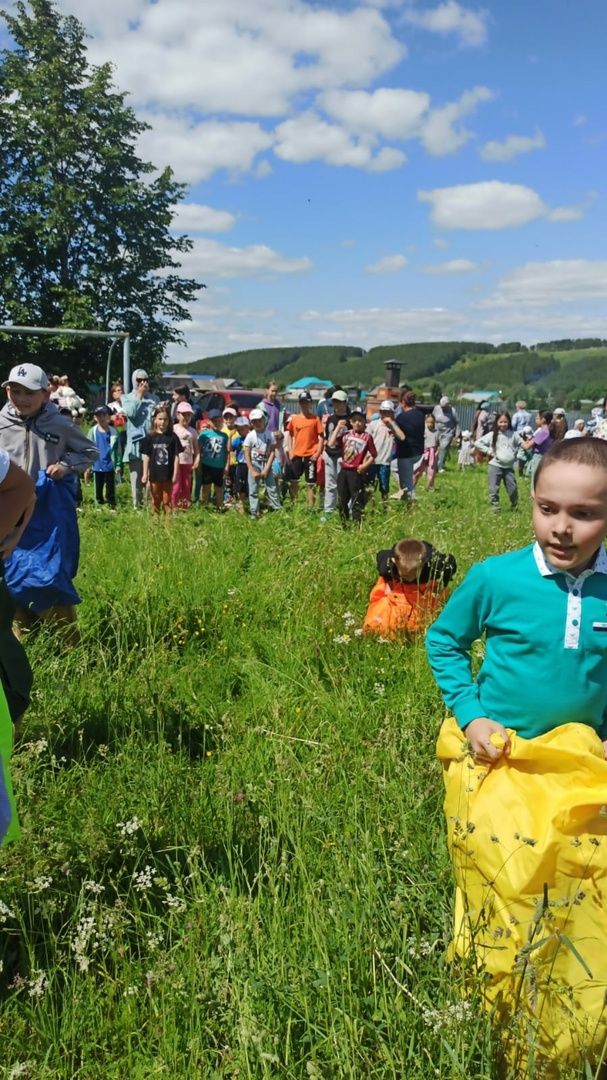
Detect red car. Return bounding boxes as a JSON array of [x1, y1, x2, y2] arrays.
[[194, 387, 265, 419]]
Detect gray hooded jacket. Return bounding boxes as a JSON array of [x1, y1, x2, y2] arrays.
[[0, 400, 98, 477]]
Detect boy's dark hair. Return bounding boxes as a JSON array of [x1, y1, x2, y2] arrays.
[[535, 436, 607, 486], [175, 385, 190, 398], [401, 390, 416, 407]]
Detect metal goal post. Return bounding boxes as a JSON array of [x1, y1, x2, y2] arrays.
[[0, 325, 131, 401]]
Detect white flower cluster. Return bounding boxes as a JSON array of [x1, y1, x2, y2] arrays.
[[342, 611, 356, 628], [406, 937, 436, 959], [0, 899, 16, 924], [373, 682, 386, 696], [421, 1000, 473, 1031], [70, 904, 121, 973], [117, 817, 142, 838], [133, 865, 154, 893], [27, 875, 53, 893], [82, 880, 105, 896], [332, 634, 351, 645], [163, 893, 186, 914], [27, 970, 48, 999]]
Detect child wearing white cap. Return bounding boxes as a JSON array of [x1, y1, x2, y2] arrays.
[[244, 410, 281, 519], [0, 364, 98, 642], [366, 399, 400, 502]]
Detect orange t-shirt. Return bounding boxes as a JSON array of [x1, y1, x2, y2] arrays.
[[287, 414, 323, 458]]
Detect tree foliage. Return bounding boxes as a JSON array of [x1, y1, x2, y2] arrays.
[[0, 0, 202, 384]]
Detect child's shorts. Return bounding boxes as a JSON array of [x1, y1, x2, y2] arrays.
[[201, 465, 225, 487], [286, 456, 316, 485]]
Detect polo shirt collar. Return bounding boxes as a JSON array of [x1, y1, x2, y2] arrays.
[[532, 540, 607, 580]]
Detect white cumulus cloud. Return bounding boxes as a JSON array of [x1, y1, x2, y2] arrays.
[[418, 180, 548, 229], [366, 254, 409, 274], [320, 87, 430, 140], [404, 1, 489, 47], [423, 259, 479, 273], [274, 112, 404, 170], [420, 86, 494, 156], [74, 0, 403, 116], [480, 129, 546, 162], [179, 238, 312, 279], [172, 203, 237, 234], [480, 260, 607, 307], [138, 115, 274, 184]]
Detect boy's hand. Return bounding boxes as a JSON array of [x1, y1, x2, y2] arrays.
[[602, 738, 607, 760], [465, 717, 511, 765], [46, 463, 68, 480]]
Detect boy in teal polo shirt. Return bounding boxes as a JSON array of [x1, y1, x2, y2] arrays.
[[427, 437, 607, 1069], [427, 437, 607, 760]]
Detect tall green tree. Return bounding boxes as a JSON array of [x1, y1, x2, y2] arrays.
[[0, 0, 202, 385]]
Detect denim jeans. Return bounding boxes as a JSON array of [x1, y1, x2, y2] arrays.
[[248, 471, 282, 516]]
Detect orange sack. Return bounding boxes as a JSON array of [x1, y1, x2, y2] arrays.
[[362, 577, 449, 638]]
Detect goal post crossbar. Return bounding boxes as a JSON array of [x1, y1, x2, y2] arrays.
[[0, 324, 131, 400]]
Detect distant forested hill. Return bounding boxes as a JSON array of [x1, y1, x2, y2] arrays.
[[169, 341, 494, 388], [168, 339, 607, 405]]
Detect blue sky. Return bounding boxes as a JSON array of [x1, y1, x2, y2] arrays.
[[11, 0, 607, 360]]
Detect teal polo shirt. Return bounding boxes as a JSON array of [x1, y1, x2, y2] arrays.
[[426, 542, 607, 739]]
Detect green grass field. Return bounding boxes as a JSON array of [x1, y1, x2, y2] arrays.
[[0, 470, 592, 1079]]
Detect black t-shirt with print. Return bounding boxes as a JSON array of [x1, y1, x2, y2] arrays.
[[325, 411, 351, 458], [140, 433, 181, 482]]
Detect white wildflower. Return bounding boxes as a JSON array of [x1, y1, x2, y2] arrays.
[[353, 628, 363, 637], [132, 865, 154, 893], [82, 880, 105, 895], [422, 1000, 472, 1030], [117, 817, 142, 837], [8, 1064, 33, 1079], [163, 893, 186, 914], [146, 930, 163, 951], [124, 985, 138, 997], [0, 899, 16, 923], [332, 634, 351, 645], [27, 875, 53, 893], [373, 682, 385, 696], [27, 970, 48, 999]]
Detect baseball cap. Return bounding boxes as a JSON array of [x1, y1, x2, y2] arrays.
[[3, 363, 49, 391], [379, 400, 395, 412], [439, 395, 450, 406], [235, 416, 249, 427], [223, 406, 237, 417], [94, 405, 110, 416], [298, 391, 312, 402], [176, 401, 194, 414], [249, 408, 265, 421], [350, 408, 366, 419], [553, 407, 566, 417], [332, 389, 348, 402], [207, 408, 222, 420]]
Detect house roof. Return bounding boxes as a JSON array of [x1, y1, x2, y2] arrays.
[[286, 376, 333, 390]]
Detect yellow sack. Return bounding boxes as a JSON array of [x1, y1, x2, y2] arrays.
[[437, 717, 607, 1075]]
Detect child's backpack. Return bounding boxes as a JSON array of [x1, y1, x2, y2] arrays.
[[362, 577, 448, 639]]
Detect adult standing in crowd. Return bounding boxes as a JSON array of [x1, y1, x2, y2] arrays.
[[394, 390, 424, 501], [511, 400, 531, 433], [170, 384, 201, 427], [432, 395, 460, 472], [121, 369, 159, 510], [259, 382, 287, 433]]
